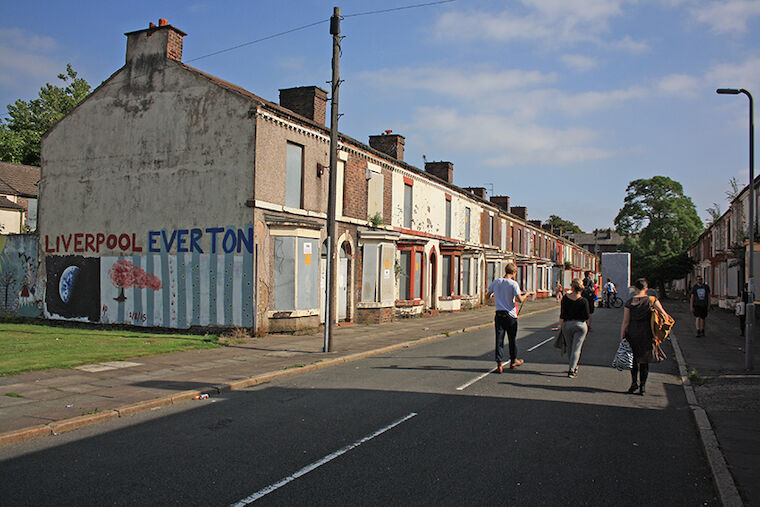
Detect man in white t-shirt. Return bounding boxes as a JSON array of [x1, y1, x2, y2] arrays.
[[487, 262, 533, 373]]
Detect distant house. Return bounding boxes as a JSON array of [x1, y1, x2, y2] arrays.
[[565, 229, 625, 257], [0, 162, 39, 233]]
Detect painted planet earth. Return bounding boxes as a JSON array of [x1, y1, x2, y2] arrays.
[[59, 265, 80, 304]]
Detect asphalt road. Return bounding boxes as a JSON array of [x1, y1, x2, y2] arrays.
[[0, 308, 718, 506]]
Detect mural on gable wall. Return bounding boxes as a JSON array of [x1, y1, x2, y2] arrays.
[[0, 234, 42, 317], [100, 252, 254, 328], [45, 255, 101, 322]]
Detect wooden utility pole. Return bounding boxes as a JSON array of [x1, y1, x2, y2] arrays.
[[324, 6, 341, 353]]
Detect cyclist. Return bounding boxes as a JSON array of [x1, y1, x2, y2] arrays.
[[605, 278, 617, 308]]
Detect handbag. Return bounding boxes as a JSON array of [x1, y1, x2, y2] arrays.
[[612, 339, 633, 370], [553, 327, 567, 355], [736, 301, 746, 316]]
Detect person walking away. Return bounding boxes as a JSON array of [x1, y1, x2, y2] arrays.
[[555, 282, 563, 302], [582, 271, 596, 328], [487, 262, 533, 373], [605, 278, 617, 308], [620, 278, 671, 395], [559, 278, 590, 378], [690, 276, 710, 337], [737, 283, 749, 337]]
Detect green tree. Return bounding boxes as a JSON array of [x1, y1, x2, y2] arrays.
[[544, 214, 583, 234], [614, 176, 702, 297], [0, 64, 90, 166]]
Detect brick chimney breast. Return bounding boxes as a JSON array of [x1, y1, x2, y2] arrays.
[[368, 132, 405, 161], [125, 21, 186, 64], [279, 86, 328, 126], [464, 187, 487, 200], [424, 161, 453, 184], [510, 206, 527, 220], [489, 195, 510, 211]]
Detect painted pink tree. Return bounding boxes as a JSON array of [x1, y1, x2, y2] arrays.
[[108, 260, 162, 302]]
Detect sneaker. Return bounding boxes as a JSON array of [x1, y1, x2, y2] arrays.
[[568, 369, 577, 378], [510, 359, 524, 368]]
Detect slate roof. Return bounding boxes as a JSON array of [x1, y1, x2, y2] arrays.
[[0, 195, 25, 211], [0, 162, 39, 197]]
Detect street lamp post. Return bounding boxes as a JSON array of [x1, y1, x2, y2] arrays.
[[717, 88, 754, 370]]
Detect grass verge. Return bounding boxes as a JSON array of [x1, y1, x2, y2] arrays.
[[0, 322, 220, 376]]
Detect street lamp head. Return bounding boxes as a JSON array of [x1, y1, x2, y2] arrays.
[[717, 88, 741, 95]]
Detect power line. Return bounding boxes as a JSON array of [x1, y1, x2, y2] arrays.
[[187, 0, 458, 63], [343, 0, 458, 18]]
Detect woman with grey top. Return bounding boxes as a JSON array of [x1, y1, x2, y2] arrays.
[[559, 278, 591, 378]]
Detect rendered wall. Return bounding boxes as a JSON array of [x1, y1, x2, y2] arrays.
[[39, 61, 258, 327]]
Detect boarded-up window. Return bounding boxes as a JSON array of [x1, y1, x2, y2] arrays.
[[367, 164, 383, 220], [285, 143, 303, 208], [273, 236, 319, 310], [403, 183, 413, 228], [465, 207, 471, 242], [445, 199, 452, 238]]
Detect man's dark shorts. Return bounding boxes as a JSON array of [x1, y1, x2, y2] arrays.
[[693, 305, 708, 319]]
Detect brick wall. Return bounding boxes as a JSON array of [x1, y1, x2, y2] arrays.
[[167, 29, 183, 61], [356, 307, 394, 324], [382, 168, 392, 225], [342, 155, 368, 220]]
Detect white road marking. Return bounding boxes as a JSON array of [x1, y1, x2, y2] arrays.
[[457, 333, 555, 391], [456, 360, 511, 391], [527, 336, 555, 352], [232, 412, 418, 505]]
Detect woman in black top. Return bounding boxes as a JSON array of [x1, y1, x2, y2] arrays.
[[559, 278, 590, 378]]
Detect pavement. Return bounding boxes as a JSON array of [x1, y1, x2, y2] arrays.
[[1, 296, 759, 505]]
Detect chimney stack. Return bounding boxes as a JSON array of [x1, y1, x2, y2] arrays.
[[529, 220, 542, 228], [125, 19, 186, 64], [464, 187, 487, 200], [368, 131, 405, 161], [511, 206, 527, 220], [489, 195, 510, 211], [424, 161, 453, 184], [279, 86, 328, 126]]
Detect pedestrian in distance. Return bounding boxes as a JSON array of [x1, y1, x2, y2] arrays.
[[690, 276, 710, 337], [604, 278, 617, 308], [555, 282, 563, 302], [620, 278, 671, 395], [487, 262, 533, 373], [736, 283, 749, 337], [559, 278, 590, 378], [582, 270, 596, 329]]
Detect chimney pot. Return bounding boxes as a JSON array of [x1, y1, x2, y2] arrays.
[[149, 22, 156, 28], [158, 18, 168, 26]]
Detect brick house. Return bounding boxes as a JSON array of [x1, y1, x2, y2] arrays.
[[0, 162, 39, 233]]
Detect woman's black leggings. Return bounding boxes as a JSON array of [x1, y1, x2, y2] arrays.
[[631, 354, 649, 386]]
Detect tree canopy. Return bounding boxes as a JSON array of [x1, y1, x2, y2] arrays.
[[0, 64, 90, 166], [544, 214, 583, 234], [614, 176, 703, 295]]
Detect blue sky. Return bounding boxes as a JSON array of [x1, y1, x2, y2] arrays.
[[2, 0, 759, 232]]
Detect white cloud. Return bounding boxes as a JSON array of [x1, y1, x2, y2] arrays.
[[608, 35, 650, 53], [657, 73, 701, 96], [0, 28, 61, 89], [409, 107, 610, 167], [0, 28, 57, 52], [706, 56, 760, 90], [358, 67, 557, 99], [560, 54, 599, 71], [549, 86, 648, 115], [433, 1, 645, 50], [692, 0, 760, 35]]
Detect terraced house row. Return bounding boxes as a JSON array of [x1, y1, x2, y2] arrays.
[[11, 20, 598, 333], [687, 175, 760, 310]]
